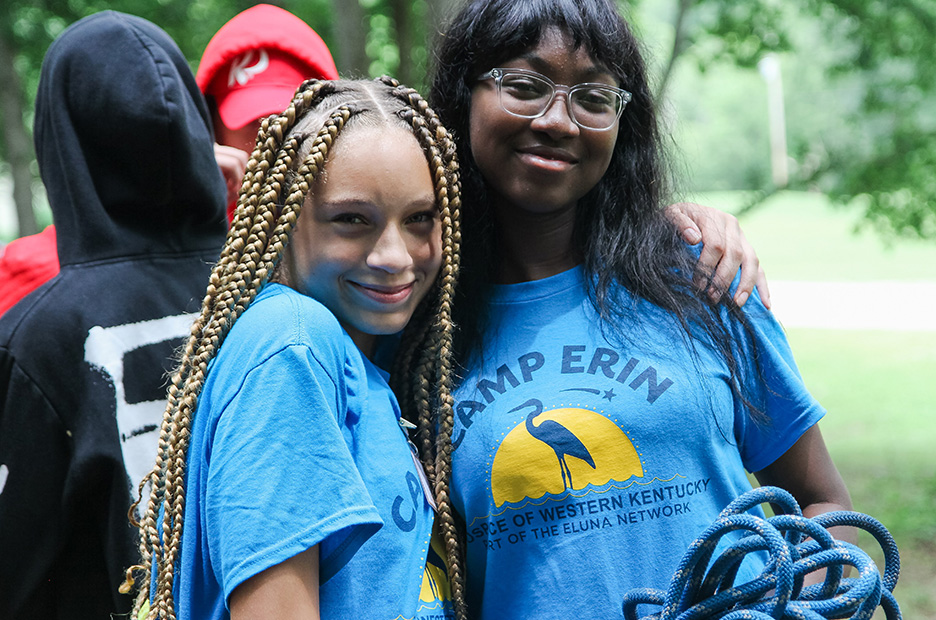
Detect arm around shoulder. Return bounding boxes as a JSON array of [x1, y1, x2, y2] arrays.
[[665, 201, 771, 308]]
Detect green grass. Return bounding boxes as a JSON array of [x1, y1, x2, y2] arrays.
[[786, 329, 936, 619], [788, 330, 936, 462], [690, 190, 936, 281], [696, 191, 936, 618]]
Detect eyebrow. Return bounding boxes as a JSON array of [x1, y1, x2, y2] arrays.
[[318, 196, 438, 211]]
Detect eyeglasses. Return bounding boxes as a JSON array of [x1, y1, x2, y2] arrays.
[[477, 68, 632, 131]]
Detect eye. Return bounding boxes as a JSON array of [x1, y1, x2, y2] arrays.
[[501, 75, 550, 100], [406, 209, 438, 226], [332, 213, 367, 225], [572, 87, 618, 113]]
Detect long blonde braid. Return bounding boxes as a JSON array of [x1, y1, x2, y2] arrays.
[[382, 77, 468, 620], [126, 80, 348, 619]]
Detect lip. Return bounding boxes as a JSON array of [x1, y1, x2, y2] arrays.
[[516, 145, 578, 173], [349, 280, 416, 305]]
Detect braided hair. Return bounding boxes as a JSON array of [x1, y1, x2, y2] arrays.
[[124, 77, 466, 620]]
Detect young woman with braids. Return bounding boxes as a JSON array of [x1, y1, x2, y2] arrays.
[[426, 0, 853, 618], [126, 77, 461, 620]]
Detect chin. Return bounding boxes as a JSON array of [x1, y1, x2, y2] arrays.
[[363, 316, 411, 336]]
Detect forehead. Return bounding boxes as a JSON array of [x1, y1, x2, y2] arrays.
[[311, 124, 435, 202], [326, 125, 421, 169], [505, 26, 615, 82]]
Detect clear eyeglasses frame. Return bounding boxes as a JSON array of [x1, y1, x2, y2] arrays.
[[477, 67, 632, 131]]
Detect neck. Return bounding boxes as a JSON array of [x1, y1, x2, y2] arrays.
[[345, 326, 376, 359], [492, 199, 581, 284]]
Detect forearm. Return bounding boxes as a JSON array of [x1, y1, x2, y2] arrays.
[[754, 424, 855, 584]]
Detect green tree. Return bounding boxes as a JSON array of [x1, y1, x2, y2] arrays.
[[650, 0, 936, 239], [0, 28, 36, 237], [803, 0, 936, 239], [0, 0, 247, 239], [0, 0, 337, 239]]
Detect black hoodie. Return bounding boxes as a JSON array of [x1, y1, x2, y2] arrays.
[[0, 12, 226, 618]]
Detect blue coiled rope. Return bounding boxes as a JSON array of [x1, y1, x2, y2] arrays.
[[622, 486, 901, 620]]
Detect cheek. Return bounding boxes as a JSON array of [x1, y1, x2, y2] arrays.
[[468, 92, 506, 162], [588, 133, 618, 182], [428, 237, 444, 278], [292, 232, 348, 285], [598, 130, 618, 165], [217, 121, 262, 154], [468, 105, 486, 164], [410, 227, 444, 277]]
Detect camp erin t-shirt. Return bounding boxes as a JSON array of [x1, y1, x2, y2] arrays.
[[451, 267, 823, 619]]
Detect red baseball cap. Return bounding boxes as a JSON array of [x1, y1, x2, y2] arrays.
[[196, 4, 338, 130]]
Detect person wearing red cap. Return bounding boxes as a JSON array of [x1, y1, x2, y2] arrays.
[[0, 6, 337, 318], [0, 226, 59, 316], [196, 4, 339, 221]]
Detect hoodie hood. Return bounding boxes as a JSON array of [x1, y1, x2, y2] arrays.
[[34, 11, 227, 266]]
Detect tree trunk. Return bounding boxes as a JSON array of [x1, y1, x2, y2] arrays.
[[332, 0, 369, 78], [0, 31, 37, 238], [390, 0, 413, 86], [656, 0, 696, 105]]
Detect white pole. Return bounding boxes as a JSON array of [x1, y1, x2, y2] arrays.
[[757, 54, 789, 187]]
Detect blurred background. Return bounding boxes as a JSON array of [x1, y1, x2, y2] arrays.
[[0, 0, 933, 616]]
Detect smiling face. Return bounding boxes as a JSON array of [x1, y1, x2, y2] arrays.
[[468, 26, 619, 218], [290, 125, 442, 355]]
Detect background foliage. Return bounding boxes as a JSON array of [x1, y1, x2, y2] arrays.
[[1, 0, 934, 241]]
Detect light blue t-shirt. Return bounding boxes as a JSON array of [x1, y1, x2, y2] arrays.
[[451, 266, 823, 619], [176, 283, 453, 619]]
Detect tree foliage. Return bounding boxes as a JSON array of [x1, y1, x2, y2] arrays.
[[655, 0, 936, 239], [805, 0, 936, 239]]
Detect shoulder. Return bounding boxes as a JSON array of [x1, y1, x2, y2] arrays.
[[0, 276, 75, 375], [201, 284, 366, 429], [723, 285, 785, 351], [250, 282, 333, 315], [221, 283, 351, 374], [237, 283, 342, 338]]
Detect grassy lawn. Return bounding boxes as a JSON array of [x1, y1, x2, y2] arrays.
[[691, 190, 936, 282], [696, 191, 936, 618], [787, 329, 936, 618]]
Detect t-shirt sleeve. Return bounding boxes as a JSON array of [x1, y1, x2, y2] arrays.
[[205, 343, 382, 603], [730, 289, 826, 473]]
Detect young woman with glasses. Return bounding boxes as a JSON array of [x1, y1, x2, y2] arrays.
[[424, 1, 853, 618]]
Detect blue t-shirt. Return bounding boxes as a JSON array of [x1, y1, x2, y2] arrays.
[[176, 284, 453, 619], [451, 266, 823, 619]]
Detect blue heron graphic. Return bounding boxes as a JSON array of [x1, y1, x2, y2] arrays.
[[511, 398, 596, 491]]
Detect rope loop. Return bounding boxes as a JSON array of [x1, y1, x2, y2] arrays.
[[622, 486, 901, 620]]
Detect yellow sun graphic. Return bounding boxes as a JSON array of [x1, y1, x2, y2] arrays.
[[419, 524, 451, 603], [491, 403, 643, 507]]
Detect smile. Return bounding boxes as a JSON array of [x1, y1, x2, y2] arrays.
[[516, 147, 577, 173], [349, 281, 416, 305]]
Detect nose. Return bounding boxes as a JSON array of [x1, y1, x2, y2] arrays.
[[530, 91, 579, 138], [367, 225, 414, 273]]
